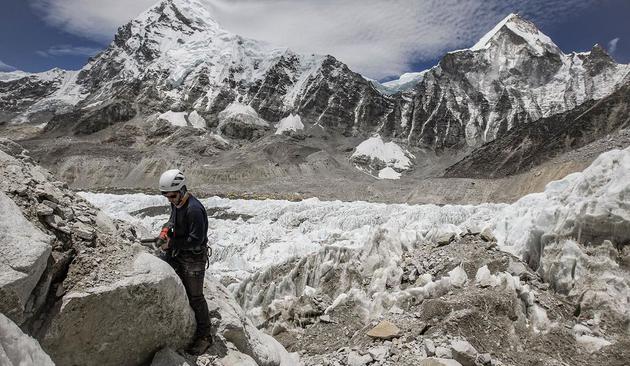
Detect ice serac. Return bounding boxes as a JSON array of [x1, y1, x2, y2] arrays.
[[206, 277, 299, 366], [493, 147, 630, 326]]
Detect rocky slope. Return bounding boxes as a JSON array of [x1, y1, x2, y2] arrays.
[[0, 139, 297, 366]]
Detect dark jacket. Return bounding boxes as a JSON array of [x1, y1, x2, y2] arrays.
[[167, 194, 209, 251]]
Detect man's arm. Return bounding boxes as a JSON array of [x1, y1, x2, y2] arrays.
[[171, 207, 207, 249]]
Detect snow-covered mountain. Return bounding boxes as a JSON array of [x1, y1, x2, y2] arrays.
[[384, 13, 630, 149], [2, 4, 629, 153], [0, 68, 83, 125], [39, 0, 386, 138]]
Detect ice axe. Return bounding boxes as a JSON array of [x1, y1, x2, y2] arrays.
[[139, 237, 167, 255]]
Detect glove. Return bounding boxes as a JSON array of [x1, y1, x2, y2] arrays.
[[159, 226, 170, 240], [158, 227, 171, 251]]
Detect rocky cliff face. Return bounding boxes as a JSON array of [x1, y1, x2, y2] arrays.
[[443, 80, 630, 178], [2, 3, 628, 154]]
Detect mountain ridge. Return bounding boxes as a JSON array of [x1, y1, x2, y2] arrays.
[[1, 1, 630, 199]]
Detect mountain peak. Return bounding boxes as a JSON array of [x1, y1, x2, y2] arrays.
[[471, 13, 559, 55], [138, 0, 220, 31]]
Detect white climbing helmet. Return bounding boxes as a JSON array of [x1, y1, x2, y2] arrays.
[[159, 169, 186, 192]]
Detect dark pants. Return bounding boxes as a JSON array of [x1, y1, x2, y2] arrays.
[[159, 248, 211, 338]]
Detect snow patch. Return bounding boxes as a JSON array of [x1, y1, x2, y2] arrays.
[[378, 167, 401, 180], [218, 102, 269, 127], [158, 111, 188, 127], [379, 71, 428, 94], [188, 110, 206, 129], [471, 13, 558, 55], [352, 136, 414, 179], [275, 114, 304, 135]]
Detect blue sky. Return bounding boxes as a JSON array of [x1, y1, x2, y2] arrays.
[[0, 0, 628, 81]]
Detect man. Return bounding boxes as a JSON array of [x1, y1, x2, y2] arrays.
[[157, 169, 212, 355]]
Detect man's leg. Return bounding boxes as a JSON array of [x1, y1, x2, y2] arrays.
[[180, 269, 211, 338]]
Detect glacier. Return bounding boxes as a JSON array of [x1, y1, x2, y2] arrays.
[[80, 146, 630, 342]]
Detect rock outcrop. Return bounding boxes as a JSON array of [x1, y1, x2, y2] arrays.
[[0, 190, 52, 324]]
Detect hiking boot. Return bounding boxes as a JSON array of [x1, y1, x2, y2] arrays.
[[186, 335, 212, 355]]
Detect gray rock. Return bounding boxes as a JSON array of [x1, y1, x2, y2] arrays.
[[424, 339, 436, 356], [450, 340, 478, 366], [480, 228, 496, 242], [368, 345, 390, 361], [34, 182, 64, 204], [435, 346, 452, 359], [58, 206, 74, 221], [41, 253, 196, 366], [320, 314, 333, 323], [76, 215, 93, 224], [507, 259, 528, 276], [151, 348, 191, 366], [36, 203, 54, 216], [94, 210, 117, 235], [476, 353, 492, 365], [366, 320, 401, 340], [0, 192, 53, 324], [347, 351, 373, 366], [41, 200, 57, 210], [72, 222, 95, 241]]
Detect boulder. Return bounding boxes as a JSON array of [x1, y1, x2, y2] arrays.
[[41, 253, 196, 366], [205, 277, 299, 366], [217, 343, 259, 366], [480, 228, 496, 242], [420, 358, 463, 366], [366, 320, 401, 340], [0, 191, 53, 324], [347, 351, 373, 366], [368, 345, 390, 361], [0, 313, 55, 366], [424, 339, 436, 356], [450, 340, 478, 366], [151, 348, 191, 366]]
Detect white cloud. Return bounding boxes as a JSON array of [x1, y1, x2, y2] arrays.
[[29, 0, 157, 43], [608, 37, 620, 54], [36, 45, 103, 58], [30, 0, 598, 78], [0, 60, 17, 72]]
